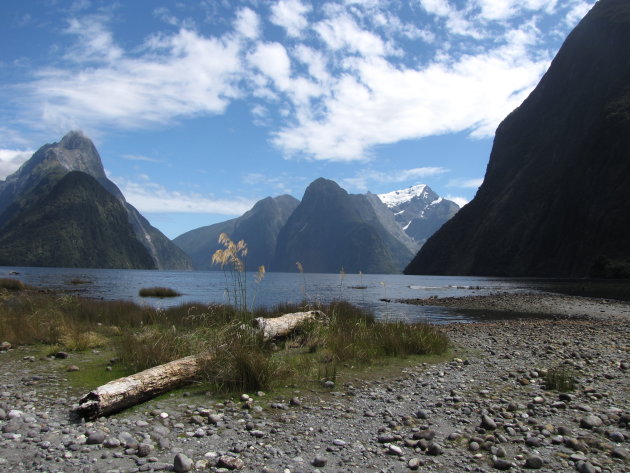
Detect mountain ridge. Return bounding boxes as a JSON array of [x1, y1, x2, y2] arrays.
[[405, 0, 630, 277], [0, 131, 191, 270]]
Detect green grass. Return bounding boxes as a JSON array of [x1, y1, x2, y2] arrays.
[[139, 287, 182, 298], [0, 278, 27, 291], [0, 290, 450, 395], [544, 365, 576, 392]]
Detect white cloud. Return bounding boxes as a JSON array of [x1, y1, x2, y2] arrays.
[[315, 14, 388, 56], [564, 1, 595, 26], [445, 194, 469, 207], [0, 149, 33, 179], [235, 7, 260, 40], [274, 43, 549, 160], [116, 177, 255, 214], [23, 25, 243, 132], [448, 177, 484, 188], [270, 0, 312, 37], [343, 167, 448, 191], [248, 42, 292, 91], [64, 16, 123, 63], [243, 172, 303, 194], [121, 154, 162, 163], [474, 0, 558, 21]]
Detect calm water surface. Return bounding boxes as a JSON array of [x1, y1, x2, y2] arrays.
[[3, 266, 624, 323]]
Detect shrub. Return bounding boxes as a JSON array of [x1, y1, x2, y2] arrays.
[[0, 278, 26, 291], [544, 365, 576, 392], [139, 287, 181, 298]]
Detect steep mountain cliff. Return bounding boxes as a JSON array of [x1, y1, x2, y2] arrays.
[[0, 172, 156, 269], [272, 178, 414, 273], [0, 131, 191, 270], [377, 185, 459, 245], [174, 195, 299, 270], [405, 0, 630, 277]]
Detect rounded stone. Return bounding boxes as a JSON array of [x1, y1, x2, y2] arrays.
[[580, 415, 602, 429], [482, 414, 497, 430], [493, 458, 513, 470], [525, 455, 544, 469], [86, 430, 106, 445], [427, 442, 443, 456], [173, 453, 193, 472], [312, 455, 327, 467]]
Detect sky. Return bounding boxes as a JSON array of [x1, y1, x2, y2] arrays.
[[0, 0, 595, 239]]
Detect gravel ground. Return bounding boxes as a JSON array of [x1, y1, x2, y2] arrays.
[[0, 292, 628, 473]]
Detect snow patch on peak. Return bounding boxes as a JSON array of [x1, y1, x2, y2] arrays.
[[377, 184, 428, 208]]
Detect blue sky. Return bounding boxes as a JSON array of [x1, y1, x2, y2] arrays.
[[0, 0, 594, 239]]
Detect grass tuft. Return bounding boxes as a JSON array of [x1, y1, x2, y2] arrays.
[[1, 289, 449, 395], [139, 287, 181, 298], [0, 278, 27, 291], [544, 365, 576, 392]]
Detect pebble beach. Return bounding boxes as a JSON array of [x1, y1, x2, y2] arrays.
[[0, 291, 628, 473]]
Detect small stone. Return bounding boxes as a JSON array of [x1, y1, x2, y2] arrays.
[[525, 455, 544, 469], [240, 394, 250, 402], [576, 461, 596, 473], [580, 415, 602, 429], [407, 457, 423, 470], [190, 415, 205, 425], [427, 443, 443, 456], [103, 438, 121, 448], [55, 352, 68, 359], [137, 443, 152, 457], [415, 409, 428, 419], [173, 453, 193, 472], [312, 456, 327, 467], [208, 413, 223, 425], [609, 431, 625, 442], [469, 441, 480, 452], [388, 444, 404, 456], [611, 447, 628, 459], [0, 341, 11, 351], [66, 365, 80, 372], [482, 414, 497, 430], [493, 458, 513, 470], [323, 380, 335, 388], [289, 396, 302, 406], [217, 455, 244, 470], [86, 430, 106, 445]]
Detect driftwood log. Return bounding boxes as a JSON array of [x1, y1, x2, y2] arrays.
[[74, 311, 327, 419], [75, 352, 212, 420], [253, 310, 327, 341]]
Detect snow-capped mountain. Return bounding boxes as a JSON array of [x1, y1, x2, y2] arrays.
[[377, 185, 459, 245]]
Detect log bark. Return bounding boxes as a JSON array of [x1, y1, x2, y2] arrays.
[[74, 351, 213, 420], [253, 310, 327, 341], [74, 310, 327, 419]]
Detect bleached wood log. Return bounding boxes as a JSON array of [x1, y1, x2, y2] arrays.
[[253, 310, 327, 341], [75, 311, 327, 419], [74, 351, 213, 420]]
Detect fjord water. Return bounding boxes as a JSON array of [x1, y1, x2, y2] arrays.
[[0, 266, 555, 323]]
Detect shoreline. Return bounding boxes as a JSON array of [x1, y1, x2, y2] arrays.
[[1, 291, 628, 472], [400, 291, 630, 322]]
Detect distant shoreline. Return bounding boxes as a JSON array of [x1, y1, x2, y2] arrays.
[[399, 291, 630, 321]]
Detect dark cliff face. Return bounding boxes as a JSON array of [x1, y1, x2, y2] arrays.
[[174, 195, 300, 270], [0, 131, 192, 270], [405, 0, 630, 277], [272, 178, 414, 274], [0, 172, 156, 269]]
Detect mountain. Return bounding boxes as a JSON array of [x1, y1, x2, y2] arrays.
[[174, 195, 299, 270], [0, 131, 191, 270], [272, 178, 415, 273], [405, 0, 630, 277], [0, 172, 156, 269], [377, 185, 460, 245]]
